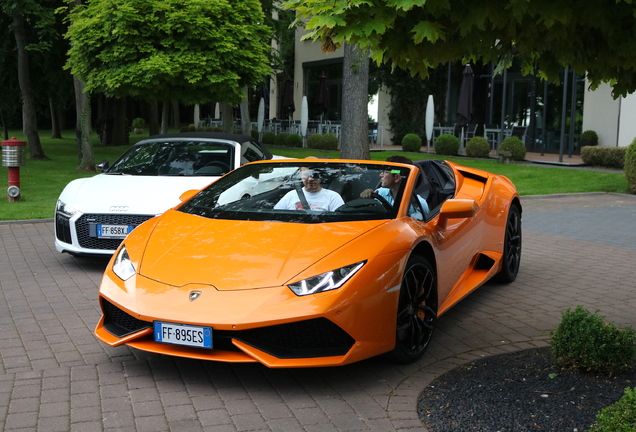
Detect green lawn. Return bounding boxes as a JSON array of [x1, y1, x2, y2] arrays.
[[0, 130, 629, 221]]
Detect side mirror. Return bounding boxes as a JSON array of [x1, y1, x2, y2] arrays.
[[437, 199, 478, 230], [96, 160, 110, 173], [179, 189, 200, 202]]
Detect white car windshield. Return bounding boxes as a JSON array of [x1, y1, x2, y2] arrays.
[[178, 161, 412, 223], [107, 140, 235, 176]]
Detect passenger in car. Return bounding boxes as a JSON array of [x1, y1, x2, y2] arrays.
[[360, 155, 429, 218], [274, 167, 345, 211]]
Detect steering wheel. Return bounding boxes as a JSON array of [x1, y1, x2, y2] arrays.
[[204, 161, 231, 173], [371, 192, 393, 211]]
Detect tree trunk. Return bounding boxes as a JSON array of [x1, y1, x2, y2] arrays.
[[98, 97, 129, 146], [161, 101, 169, 134], [1, 110, 9, 140], [13, 14, 47, 160], [220, 103, 234, 132], [172, 102, 180, 129], [240, 87, 251, 134], [49, 96, 62, 139], [113, 98, 129, 145], [74, 77, 95, 171], [149, 100, 159, 135], [340, 43, 370, 160]]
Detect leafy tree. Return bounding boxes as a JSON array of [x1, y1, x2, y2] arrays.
[[0, 0, 58, 159], [285, 0, 636, 97], [65, 0, 272, 106]]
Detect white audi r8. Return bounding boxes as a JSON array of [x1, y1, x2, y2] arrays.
[[54, 132, 276, 255]]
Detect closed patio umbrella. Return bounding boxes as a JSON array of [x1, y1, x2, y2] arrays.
[[457, 64, 474, 126], [314, 71, 329, 131], [281, 78, 295, 120], [425, 95, 434, 153], [457, 64, 474, 152]]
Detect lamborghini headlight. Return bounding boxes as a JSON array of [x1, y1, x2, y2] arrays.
[[56, 200, 78, 218], [112, 245, 136, 281], [288, 261, 366, 296]]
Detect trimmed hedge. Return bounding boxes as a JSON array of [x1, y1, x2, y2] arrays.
[[434, 134, 460, 156], [307, 134, 323, 149], [499, 136, 526, 161], [465, 136, 491, 158], [581, 146, 626, 169], [626, 138, 636, 192], [590, 387, 636, 432], [286, 133, 303, 148], [402, 133, 422, 152], [550, 305, 636, 375], [580, 130, 599, 146], [262, 132, 275, 145], [274, 133, 289, 147], [321, 133, 339, 150]]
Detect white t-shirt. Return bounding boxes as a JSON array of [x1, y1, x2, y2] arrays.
[[275, 188, 345, 212]]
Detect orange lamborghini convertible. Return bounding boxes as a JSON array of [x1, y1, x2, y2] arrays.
[[95, 158, 521, 367]]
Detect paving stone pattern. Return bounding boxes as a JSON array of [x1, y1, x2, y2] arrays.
[[1, 193, 635, 431]]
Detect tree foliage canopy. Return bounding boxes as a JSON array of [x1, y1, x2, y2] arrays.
[[65, 0, 273, 105], [285, 0, 636, 97]]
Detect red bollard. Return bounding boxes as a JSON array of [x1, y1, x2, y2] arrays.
[[1, 137, 27, 202]]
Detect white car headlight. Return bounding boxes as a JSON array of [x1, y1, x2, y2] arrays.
[[112, 245, 136, 281], [288, 261, 366, 296], [56, 200, 78, 218]]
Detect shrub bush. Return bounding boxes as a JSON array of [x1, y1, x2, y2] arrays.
[[262, 132, 276, 145], [131, 118, 145, 129], [321, 133, 339, 150], [286, 133, 303, 148], [580, 130, 599, 146], [590, 387, 636, 432], [274, 133, 289, 147], [434, 134, 460, 156], [624, 137, 636, 193], [402, 133, 422, 152], [581, 146, 626, 169], [550, 305, 636, 375], [499, 136, 526, 161], [251, 129, 259, 140], [465, 136, 491, 158], [307, 134, 323, 149]]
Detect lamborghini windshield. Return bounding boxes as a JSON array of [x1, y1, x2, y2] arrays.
[[178, 161, 412, 223]]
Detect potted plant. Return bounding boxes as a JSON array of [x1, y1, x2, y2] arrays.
[[132, 118, 145, 134]]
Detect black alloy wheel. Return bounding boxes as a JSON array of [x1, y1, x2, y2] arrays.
[[494, 204, 522, 282], [387, 255, 437, 364]]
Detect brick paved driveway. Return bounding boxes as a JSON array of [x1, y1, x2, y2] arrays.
[[1, 193, 635, 432]]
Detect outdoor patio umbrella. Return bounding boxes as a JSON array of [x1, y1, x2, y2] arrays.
[[281, 78, 295, 120], [457, 64, 474, 151], [314, 71, 329, 131], [301, 96, 309, 147], [425, 95, 434, 153], [257, 97, 265, 140], [457, 64, 474, 125]]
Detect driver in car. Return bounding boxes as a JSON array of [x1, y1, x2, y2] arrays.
[[360, 156, 430, 218], [274, 167, 345, 211]]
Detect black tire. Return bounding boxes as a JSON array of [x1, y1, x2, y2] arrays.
[[386, 255, 437, 364], [494, 204, 522, 283]]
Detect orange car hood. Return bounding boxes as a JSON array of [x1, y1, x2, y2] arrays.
[[138, 210, 386, 290]]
